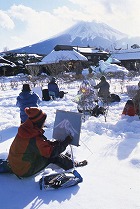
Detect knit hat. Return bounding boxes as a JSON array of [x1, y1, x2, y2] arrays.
[[25, 107, 46, 123], [22, 84, 31, 92]]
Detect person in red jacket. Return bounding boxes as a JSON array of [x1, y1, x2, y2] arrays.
[[122, 82, 140, 117], [122, 100, 136, 116], [7, 107, 87, 177], [132, 81, 140, 115]]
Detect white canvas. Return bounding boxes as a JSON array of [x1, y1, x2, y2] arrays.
[[32, 86, 42, 100]]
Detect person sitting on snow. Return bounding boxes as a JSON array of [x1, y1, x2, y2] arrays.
[[48, 77, 60, 98], [6, 107, 87, 177], [93, 76, 110, 102], [132, 81, 140, 115], [48, 77, 66, 99], [122, 100, 136, 116], [122, 81, 140, 116]]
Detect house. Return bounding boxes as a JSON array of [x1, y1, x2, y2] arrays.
[[0, 56, 16, 76], [111, 48, 140, 71], [26, 45, 88, 76], [73, 46, 110, 66]]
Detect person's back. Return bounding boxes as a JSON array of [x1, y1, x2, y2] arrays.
[[48, 77, 59, 98], [94, 76, 110, 100], [16, 84, 41, 123]]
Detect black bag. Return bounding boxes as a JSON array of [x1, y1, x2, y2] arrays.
[[110, 94, 121, 102], [42, 89, 51, 101], [59, 91, 65, 98], [91, 105, 106, 117]]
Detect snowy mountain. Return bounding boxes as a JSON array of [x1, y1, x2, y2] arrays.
[[8, 20, 140, 55], [64, 21, 126, 42]]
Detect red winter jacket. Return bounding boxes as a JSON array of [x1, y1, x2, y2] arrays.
[[8, 119, 70, 177], [122, 101, 136, 116]]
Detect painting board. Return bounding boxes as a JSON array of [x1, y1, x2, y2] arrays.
[[52, 110, 82, 146], [32, 86, 42, 100]]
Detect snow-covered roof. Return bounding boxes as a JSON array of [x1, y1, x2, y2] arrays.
[[26, 49, 88, 67], [111, 48, 140, 60], [73, 47, 108, 54], [0, 63, 11, 67], [41, 49, 88, 64], [16, 53, 42, 58], [0, 56, 16, 67], [26, 62, 44, 66]]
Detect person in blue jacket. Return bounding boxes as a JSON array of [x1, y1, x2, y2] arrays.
[[16, 84, 41, 123], [48, 77, 60, 98]]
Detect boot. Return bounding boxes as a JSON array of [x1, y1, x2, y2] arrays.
[[75, 160, 88, 167]]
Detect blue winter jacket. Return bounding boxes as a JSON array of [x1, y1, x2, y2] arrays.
[[48, 82, 59, 97], [16, 91, 41, 123]]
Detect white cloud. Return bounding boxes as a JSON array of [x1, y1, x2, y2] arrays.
[[68, 0, 140, 36], [0, 10, 15, 29], [1, 1, 140, 51], [7, 5, 75, 46]]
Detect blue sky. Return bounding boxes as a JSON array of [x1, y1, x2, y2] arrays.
[[0, 0, 140, 52], [0, 0, 74, 12]]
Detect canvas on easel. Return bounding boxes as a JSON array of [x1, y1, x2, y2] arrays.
[[32, 86, 42, 100], [52, 110, 82, 146]]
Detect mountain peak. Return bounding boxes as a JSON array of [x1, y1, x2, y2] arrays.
[[63, 20, 127, 42], [8, 20, 136, 55]]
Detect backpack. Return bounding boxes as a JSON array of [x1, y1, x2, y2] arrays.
[[42, 89, 51, 101], [110, 94, 121, 102], [39, 170, 83, 190], [59, 91, 65, 98], [91, 105, 106, 117]]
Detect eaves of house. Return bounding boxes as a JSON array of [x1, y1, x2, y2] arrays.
[[111, 49, 140, 61]]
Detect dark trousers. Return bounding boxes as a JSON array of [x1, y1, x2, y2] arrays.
[[49, 154, 74, 170], [23, 154, 73, 177]]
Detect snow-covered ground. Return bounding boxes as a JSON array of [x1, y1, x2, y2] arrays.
[[0, 75, 140, 209]]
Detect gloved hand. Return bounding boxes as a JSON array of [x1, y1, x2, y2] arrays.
[[64, 135, 73, 144], [50, 140, 60, 146], [50, 135, 73, 158]]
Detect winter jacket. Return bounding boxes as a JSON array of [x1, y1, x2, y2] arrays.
[[16, 91, 41, 123], [48, 81, 59, 98], [132, 89, 140, 114], [8, 119, 72, 177], [94, 80, 110, 99], [122, 100, 136, 116]]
